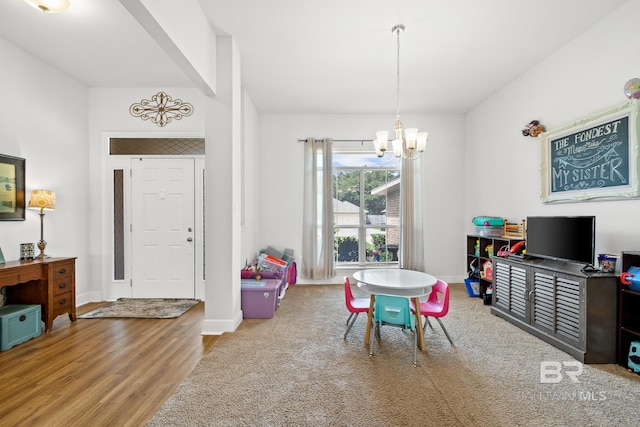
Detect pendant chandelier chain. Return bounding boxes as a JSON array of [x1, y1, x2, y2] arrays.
[[396, 25, 401, 122]]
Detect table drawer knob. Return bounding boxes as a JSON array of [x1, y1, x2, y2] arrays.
[[58, 282, 67, 289], [19, 315, 26, 322], [58, 268, 67, 274], [58, 299, 67, 305]]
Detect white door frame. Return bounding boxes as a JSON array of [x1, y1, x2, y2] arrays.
[[101, 132, 205, 302]]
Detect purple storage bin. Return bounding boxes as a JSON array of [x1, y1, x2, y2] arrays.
[[241, 279, 280, 318]]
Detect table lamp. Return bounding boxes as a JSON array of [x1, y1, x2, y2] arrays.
[[28, 189, 56, 259]]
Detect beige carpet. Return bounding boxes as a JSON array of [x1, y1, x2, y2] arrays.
[[148, 284, 639, 426], [79, 298, 199, 319]]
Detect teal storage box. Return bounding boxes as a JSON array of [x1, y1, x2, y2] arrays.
[[0, 305, 42, 351]]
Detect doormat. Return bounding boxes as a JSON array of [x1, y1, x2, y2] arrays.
[[79, 298, 200, 319]]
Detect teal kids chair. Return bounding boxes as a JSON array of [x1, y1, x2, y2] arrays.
[[369, 294, 417, 366]]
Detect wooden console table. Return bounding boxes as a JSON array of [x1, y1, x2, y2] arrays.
[[0, 257, 77, 333]]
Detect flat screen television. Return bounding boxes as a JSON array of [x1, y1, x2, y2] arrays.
[[526, 216, 596, 265]]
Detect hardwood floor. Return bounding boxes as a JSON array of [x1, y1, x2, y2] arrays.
[[0, 302, 218, 427]]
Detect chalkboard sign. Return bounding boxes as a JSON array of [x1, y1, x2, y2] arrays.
[[541, 101, 640, 203]]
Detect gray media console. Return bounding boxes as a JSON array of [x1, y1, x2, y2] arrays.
[[491, 256, 617, 363]]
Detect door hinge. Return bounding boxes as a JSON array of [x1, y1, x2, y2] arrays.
[[130, 224, 132, 232], [130, 279, 133, 288]]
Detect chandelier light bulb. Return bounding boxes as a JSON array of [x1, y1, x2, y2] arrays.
[[416, 132, 428, 152], [404, 128, 419, 150], [376, 130, 389, 152]]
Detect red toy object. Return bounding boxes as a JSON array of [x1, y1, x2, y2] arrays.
[[620, 267, 640, 292]]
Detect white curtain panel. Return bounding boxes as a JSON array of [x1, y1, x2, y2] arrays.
[[301, 138, 335, 279], [399, 157, 425, 271]]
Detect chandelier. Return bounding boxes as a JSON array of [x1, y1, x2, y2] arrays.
[[373, 24, 428, 161]]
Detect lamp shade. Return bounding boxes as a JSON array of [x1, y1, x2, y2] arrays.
[[28, 190, 56, 210], [24, 0, 70, 13]]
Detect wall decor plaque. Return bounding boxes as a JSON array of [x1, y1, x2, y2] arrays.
[[129, 91, 193, 127], [540, 101, 640, 203]]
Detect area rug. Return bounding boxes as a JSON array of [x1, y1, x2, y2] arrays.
[[78, 298, 199, 319]]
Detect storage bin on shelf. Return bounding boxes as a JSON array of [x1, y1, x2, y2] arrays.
[[472, 216, 504, 237]]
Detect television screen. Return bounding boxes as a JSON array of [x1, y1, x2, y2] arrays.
[[526, 216, 595, 265]]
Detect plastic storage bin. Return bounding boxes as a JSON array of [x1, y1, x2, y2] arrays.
[[257, 254, 287, 274], [472, 216, 504, 226], [241, 279, 280, 318], [464, 278, 480, 297], [474, 226, 503, 237], [0, 304, 41, 351]]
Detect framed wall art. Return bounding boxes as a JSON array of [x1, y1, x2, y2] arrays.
[[0, 154, 26, 220], [540, 100, 640, 203]]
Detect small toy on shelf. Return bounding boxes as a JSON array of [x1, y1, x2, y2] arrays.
[[521, 120, 545, 137], [502, 219, 525, 239], [628, 341, 640, 374], [621, 266, 640, 292]]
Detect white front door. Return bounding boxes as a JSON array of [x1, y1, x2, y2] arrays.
[[131, 158, 195, 298]]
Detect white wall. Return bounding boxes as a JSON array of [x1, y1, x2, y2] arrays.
[[241, 91, 260, 265], [465, 0, 640, 265], [258, 113, 465, 283], [0, 37, 90, 295]]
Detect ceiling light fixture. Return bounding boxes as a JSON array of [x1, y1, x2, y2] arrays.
[[373, 24, 428, 161], [24, 0, 70, 13]]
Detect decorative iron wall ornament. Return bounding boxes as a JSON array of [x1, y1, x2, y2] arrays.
[[129, 91, 193, 127]]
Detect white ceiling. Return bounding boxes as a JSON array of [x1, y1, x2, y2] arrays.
[[0, 0, 628, 114]]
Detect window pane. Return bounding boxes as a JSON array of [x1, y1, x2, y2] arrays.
[[367, 227, 397, 263], [334, 227, 359, 263], [113, 170, 124, 280], [333, 170, 360, 225]]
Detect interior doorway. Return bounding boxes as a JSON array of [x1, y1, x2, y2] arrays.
[[107, 136, 205, 301]]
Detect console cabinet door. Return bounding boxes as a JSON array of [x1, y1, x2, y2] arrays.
[[530, 270, 555, 333], [531, 270, 583, 349], [494, 260, 528, 323], [554, 273, 584, 349]]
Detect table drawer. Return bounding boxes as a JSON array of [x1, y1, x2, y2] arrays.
[[0, 265, 43, 286], [52, 277, 73, 297], [52, 261, 74, 280], [53, 292, 73, 315]]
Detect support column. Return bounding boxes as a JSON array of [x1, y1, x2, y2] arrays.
[[202, 35, 243, 334]]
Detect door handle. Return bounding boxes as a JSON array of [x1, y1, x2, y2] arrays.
[[187, 237, 193, 242]]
